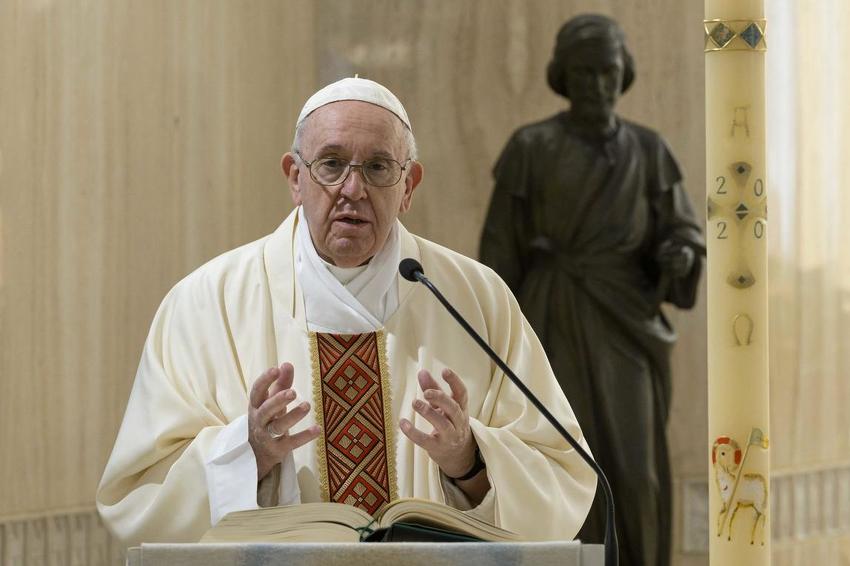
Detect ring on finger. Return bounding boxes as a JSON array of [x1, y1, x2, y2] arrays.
[[267, 421, 286, 440]]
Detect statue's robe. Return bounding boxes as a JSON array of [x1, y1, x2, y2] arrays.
[[480, 111, 704, 566], [97, 209, 596, 546]]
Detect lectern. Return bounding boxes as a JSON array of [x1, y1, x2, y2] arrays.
[[126, 541, 604, 566]]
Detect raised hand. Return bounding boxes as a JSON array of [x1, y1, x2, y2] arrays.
[[248, 363, 320, 480], [399, 368, 478, 480]]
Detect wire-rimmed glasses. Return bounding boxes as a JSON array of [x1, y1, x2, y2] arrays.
[[296, 152, 412, 188]]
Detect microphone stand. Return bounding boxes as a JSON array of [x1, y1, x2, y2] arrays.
[[403, 262, 618, 566]]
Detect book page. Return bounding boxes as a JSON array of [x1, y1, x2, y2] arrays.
[[377, 498, 521, 542], [201, 502, 374, 543]]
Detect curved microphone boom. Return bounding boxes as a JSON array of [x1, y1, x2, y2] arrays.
[[399, 257, 618, 566]]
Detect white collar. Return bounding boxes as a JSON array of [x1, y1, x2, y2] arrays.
[[294, 207, 400, 333]]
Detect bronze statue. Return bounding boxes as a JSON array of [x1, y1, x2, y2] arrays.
[[479, 14, 704, 566]]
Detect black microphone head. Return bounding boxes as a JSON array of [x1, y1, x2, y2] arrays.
[[399, 258, 424, 282]]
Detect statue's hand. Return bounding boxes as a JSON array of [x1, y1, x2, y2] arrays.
[[656, 239, 695, 278]]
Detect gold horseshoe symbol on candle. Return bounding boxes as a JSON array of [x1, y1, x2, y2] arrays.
[[733, 314, 754, 346]]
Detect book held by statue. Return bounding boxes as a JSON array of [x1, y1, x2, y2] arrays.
[[201, 497, 521, 543]]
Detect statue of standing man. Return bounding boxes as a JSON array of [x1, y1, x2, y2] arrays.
[[479, 14, 704, 566]]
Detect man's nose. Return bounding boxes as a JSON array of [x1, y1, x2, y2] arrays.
[[339, 166, 368, 200]]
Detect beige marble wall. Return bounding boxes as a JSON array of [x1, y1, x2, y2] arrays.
[[0, 0, 315, 528]]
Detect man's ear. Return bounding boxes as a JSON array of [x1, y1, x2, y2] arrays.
[[399, 161, 424, 214], [281, 153, 302, 205]]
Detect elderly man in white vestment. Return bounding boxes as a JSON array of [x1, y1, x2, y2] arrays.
[[96, 78, 597, 545]]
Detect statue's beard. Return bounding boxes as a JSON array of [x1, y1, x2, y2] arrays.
[[571, 99, 616, 127]]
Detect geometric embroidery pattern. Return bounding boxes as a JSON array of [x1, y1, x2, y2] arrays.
[[311, 331, 397, 515]]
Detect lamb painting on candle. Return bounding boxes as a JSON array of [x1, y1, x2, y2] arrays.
[[712, 432, 769, 546]]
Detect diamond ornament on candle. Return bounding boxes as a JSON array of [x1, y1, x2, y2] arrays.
[[727, 271, 756, 289], [730, 161, 752, 186], [704, 20, 767, 53], [708, 22, 736, 48], [740, 23, 765, 49]]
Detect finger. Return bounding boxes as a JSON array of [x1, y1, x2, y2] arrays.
[[399, 418, 436, 450], [417, 369, 443, 394], [413, 398, 454, 433], [423, 388, 464, 430], [256, 389, 298, 424], [269, 362, 295, 398], [250, 367, 280, 409], [441, 368, 468, 412], [281, 425, 322, 451], [267, 401, 313, 433]]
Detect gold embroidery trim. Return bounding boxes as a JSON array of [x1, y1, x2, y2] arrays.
[[376, 329, 399, 502], [309, 331, 331, 502]]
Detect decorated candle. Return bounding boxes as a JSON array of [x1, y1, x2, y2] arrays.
[[705, 0, 770, 564]]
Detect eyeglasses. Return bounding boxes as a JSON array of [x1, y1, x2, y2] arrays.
[[296, 152, 412, 188]]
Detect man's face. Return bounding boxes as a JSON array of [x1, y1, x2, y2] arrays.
[[282, 101, 423, 268], [563, 39, 624, 122]]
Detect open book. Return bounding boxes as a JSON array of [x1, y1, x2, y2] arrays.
[[201, 497, 521, 543]]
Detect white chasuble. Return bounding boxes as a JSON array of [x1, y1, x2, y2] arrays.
[[96, 208, 596, 546]]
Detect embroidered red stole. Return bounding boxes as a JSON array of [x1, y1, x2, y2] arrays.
[[311, 331, 397, 514]]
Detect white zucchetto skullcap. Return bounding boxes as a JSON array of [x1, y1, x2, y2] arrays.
[[296, 77, 412, 132]]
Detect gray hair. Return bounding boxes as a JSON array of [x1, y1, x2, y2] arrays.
[[291, 113, 418, 161]]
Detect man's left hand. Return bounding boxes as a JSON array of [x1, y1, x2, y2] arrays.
[[399, 368, 477, 479]]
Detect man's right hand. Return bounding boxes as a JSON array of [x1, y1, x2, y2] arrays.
[[248, 362, 320, 481]]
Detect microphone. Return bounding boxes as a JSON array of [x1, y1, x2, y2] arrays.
[[399, 257, 618, 566], [398, 258, 424, 282]]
